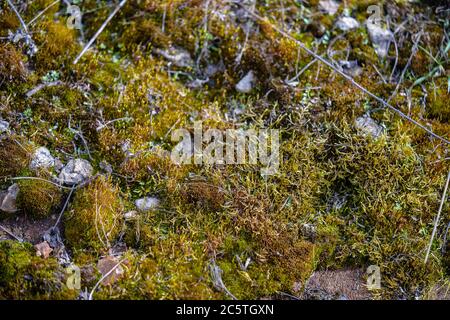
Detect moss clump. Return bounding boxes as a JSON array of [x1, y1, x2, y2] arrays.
[[91, 245, 217, 300], [425, 79, 450, 122], [16, 178, 62, 218], [0, 43, 27, 84], [65, 176, 124, 253], [0, 240, 76, 299], [35, 21, 78, 71], [0, 137, 30, 178]]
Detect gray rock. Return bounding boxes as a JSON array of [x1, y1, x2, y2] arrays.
[[335, 17, 360, 31], [30, 147, 56, 170], [99, 160, 113, 175], [135, 197, 160, 212], [0, 119, 9, 134], [339, 60, 363, 77], [155, 47, 194, 68], [187, 78, 209, 89], [236, 70, 256, 93], [0, 184, 19, 213], [366, 23, 393, 58], [58, 159, 93, 185], [355, 114, 384, 139], [319, 0, 340, 15], [301, 223, 317, 241], [54, 158, 64, 172]]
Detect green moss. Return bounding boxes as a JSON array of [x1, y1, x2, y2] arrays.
[[17, 178, 62, 218], [0, 137, 30, 178], [0, 240, 77, 299], [65, 176, 124, 253], [425, 78, 450, 122], [0, 0, 448, 300]]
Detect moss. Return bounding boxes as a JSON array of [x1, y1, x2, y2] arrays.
[[0, 137, 30, 178], [35, 21, 78, 71], [65, 176, 124, 253], [16, 178, 62, 218], [0, 43, 27, 85], [0, 0, 448, 300], [425, 78, 450, 122], [0, 240, 77, 299]]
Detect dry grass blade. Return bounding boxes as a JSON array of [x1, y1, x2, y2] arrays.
[[424, 170, 450, 264], [5, 0, 29, 33], [74, 0, 128, 64]]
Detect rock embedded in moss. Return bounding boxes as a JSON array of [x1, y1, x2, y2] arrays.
[[0, 183, 19, 213], [155, 47, 194, 68], [319, 0, 340, 15], [355, 114, 384, 138], [34, 241, 53, 259], [29, 147, 56, 171], [0, 119, 9, 134], [366, 23, 393, 58], [97, 256, 124, 285], [135, 196, 160, 212], [236, 70, 257, 93], [335, 16, 360, 31], [58, 159, 93, 186]]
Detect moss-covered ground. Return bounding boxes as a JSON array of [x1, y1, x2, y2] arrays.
[[0, 0, 449, 299]]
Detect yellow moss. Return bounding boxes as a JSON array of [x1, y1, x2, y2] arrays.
[[0, 137, 30, 178], [65, 176, 124, 253], [35, 21, 78, 70], [17, 178, 62, 218], [0, 43, 27, 84]]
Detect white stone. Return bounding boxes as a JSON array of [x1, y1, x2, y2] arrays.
[[319, 0, 340, 15], [236, 70, 256, 93], [336, 17, 360, 31], [155, 47, 194, 68], [135, 197, 160, 212], [0, 184, 19, 213], [124, 210, 138, 220], [30, 147, 55, 170], [339, 60, 363, 77], [355, 114, 384, 139], [0, 119, 9, 134]]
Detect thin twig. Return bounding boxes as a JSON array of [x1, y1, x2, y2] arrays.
[[26, 81, 63, 98], [88, 258, 125, 300], [74, 0, 128, 64], [0, 224, 23, 242], [53, 185, 75, 228], [387, 32, 423, 104], [27, 0, 60, 27], [424, 170, 450, 264], [96, 117, 133, 131], [6, 0, 29, 33], [8, 176, 73, 190], [237, 5, 450, 145]]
